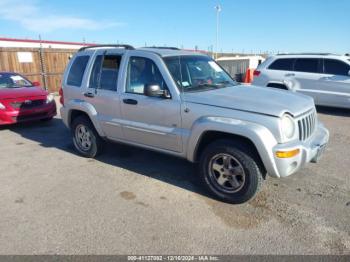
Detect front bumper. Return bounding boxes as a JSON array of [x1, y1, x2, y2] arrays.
[[270, 122, 329, 178], [0, 101, 57, 125]]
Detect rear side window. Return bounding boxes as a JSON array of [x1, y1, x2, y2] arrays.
[[100, 55, 121, 91], [268, 59, 295, 71], [89, 55, 121, 91], [67, 56, 90, 87], [89, 55, 103, 88], [323, 59, 350, 76], [294, 58, 320, 73]]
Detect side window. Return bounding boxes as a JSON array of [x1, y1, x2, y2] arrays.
[[294, 58, 319, 73], [324, 59, 350, 76], [100, 55, 121, 91], [89, 55, 103, 88], [88, 55, 121, 91], [67, 56, 90, 87], [126, 57, 167, 94], [268, 58, 295, 71]]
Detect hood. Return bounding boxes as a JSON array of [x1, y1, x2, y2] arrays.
[[183, 85, 314, 117], [0, 87, 47, 100]]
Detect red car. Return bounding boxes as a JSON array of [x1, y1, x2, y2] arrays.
[[0, 72, 57, 125]]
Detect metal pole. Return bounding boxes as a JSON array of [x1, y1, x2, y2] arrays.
[[38, 34, 47, 90], [215, 5, 221, 60], [216, 9, 218, 59]]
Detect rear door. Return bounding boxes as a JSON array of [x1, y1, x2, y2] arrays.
[[292, 58, 322, 103], [317, 59, 350, 108], [83, 49, 124, 139]]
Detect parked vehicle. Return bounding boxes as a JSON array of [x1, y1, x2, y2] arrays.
[[252, 53, 350, 108], [216, 55, 265, 82], [0, 72, 56, 125], [60, 45, 329, 204]]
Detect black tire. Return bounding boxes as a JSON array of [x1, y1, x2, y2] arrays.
[[198, 139, 263, 204], [71, 115, 103, 158]]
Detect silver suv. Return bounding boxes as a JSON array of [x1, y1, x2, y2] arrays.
[[252, 53, 350, 108], [60, 45, 329, 204]]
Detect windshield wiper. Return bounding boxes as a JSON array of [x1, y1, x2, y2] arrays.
[[196, 83, 218, 88], [184, 81, 234, 92], [195, 82, 231, 89], [216, 80, 236, 86]]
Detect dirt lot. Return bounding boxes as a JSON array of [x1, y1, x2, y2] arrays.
[[0, 100, 349, 255]]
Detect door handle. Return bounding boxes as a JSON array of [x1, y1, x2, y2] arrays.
[[123, 99, 138, 105], [84, 92, 95, 98], [285, 73, 295, 77]]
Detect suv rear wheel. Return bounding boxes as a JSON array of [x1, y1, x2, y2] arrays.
[[71, 115, 103, 158], [198, 139, 263, 204]]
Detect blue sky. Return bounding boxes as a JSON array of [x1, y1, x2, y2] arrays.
[[0, 0, 349, 53]]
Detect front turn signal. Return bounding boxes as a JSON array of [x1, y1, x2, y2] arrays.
[[276, 149, 300, 158]]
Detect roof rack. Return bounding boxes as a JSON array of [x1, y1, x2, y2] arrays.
[[143, 46, 180, 50], [78, 44, 135, 52], [276, 53, 334, 56]]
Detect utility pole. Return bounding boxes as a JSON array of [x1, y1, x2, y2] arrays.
[[215, 4, 221, 60], [38, 34, 47, 90]]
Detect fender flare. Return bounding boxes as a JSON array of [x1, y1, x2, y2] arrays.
[[66, 99, 106, 137], [267, 81, 290, 90], [186, 116, 280, 178]]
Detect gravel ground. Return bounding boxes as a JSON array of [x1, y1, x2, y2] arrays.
[[0, 100, 349, 255]]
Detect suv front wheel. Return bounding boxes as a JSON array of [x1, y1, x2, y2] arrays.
[[199, 139, 263, 204], [71, 115, 103, 158]]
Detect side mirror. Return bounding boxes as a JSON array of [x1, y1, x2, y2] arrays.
[[348, 70, 350, 76], [32, 81, 41, 87], [144, 83, 170, 98]]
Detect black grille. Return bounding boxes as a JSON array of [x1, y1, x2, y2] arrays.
[[11, 100, 45, 109], [12, 112, 48, 122]]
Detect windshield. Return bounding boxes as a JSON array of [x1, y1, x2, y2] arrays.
[[0, 73, 32, 89], [164, 56, 237, 92]]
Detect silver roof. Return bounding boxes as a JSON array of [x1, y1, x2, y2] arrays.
[[78, 45, 209, 58]]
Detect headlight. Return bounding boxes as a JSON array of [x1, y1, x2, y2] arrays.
[[281, 114, 296, 140], [46, 94, 54, 104], [0, 102, 5, 110]]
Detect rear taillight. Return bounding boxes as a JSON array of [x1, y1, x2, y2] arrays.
[[59, 87, 64, 105], [253, 70, 261, 77]]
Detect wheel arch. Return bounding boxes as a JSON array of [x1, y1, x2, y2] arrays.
[[193, 131, 267, 178], [267, 82, 289, 90], [186, 117, 280, 178], [66, 101, 105, 137]]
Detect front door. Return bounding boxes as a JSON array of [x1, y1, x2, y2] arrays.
[[120, 55, 182, 152]]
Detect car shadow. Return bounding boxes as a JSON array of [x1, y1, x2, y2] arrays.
[[4, 118, 209, 199], [316, 106, 350, 117]]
